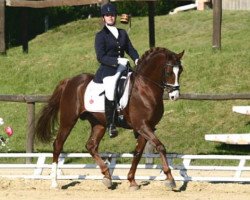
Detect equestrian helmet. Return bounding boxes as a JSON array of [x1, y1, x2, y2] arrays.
[[101, 3, 117, 16]]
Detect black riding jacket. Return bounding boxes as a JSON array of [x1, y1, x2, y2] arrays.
[[93, 26, 139, 83]]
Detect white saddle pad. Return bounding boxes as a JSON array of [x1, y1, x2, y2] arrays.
[[84, 74, 132, 112]]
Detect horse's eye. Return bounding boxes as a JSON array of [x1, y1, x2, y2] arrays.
[[165, 71, 173, 77]]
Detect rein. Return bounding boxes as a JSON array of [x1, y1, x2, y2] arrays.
[[131, 63, 180, 93], [133, 70, 165, 89]]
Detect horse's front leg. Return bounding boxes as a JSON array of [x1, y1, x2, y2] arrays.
[[85, 124, 113, 188], [127, 134, 147, 190], [138, 126, 176, 190]]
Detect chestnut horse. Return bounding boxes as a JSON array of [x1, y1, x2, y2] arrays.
[[35, 47, 184, 190]]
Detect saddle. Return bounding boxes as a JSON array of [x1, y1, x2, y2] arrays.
[[84, 70, 132, 113]]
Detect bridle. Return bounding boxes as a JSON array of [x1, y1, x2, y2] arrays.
[[163, 63, 181, 93], [132, 62, 181, 93]]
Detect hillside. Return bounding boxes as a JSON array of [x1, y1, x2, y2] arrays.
[[0, 10, 250, 155]]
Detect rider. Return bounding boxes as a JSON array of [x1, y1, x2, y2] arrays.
[[93, 3, 139, 138]]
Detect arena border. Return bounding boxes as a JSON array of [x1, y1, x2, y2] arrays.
[[0, 153, 250, 182]]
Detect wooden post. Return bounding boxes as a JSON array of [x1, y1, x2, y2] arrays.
[[148, 1, 155, 48], [0, 0, 6, 54], [26, 102, 35, 163], [212, 0, 222, 49], [21, 8, 29, 53]]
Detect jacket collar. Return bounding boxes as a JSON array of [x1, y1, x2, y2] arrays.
[[103, 25, 120, 40]]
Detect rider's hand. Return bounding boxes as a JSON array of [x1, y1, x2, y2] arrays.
[[135, 59, 139, 66], [117, 58, 129, 66]]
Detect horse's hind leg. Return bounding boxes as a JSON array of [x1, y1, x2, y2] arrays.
[[51, 111, 78, 188], [127, 134, 147, 190], [85, 123, 113, 188]]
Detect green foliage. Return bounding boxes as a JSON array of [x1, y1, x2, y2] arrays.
[[0, 10, 250, 155], [6, 1, 177, 47]]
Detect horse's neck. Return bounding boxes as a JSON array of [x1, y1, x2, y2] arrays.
[[133, 64, 164, 97], [138, 59, 164, 82], [132, 64, 164, 102]]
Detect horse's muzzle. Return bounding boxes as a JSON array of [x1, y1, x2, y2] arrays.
[[168, 90, 180, 101], [165, 84, 180, 101]]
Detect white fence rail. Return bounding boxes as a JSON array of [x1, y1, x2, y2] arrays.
[[0, 153, 250, 182]]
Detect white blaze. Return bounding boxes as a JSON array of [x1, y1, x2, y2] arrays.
[[168, 66, 180, 101]]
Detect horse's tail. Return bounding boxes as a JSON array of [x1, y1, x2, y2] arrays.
[[35, 79, 69, 143]]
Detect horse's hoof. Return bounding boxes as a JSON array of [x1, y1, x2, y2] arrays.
[[129, 185, 140, 191], [164, 179, 176, 191], [102, 177, 112, 188]]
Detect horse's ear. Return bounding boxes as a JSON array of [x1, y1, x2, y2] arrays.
[[177, 50, 185, 60]]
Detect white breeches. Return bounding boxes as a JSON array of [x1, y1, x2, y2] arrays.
[[103, 65, 126, 101]]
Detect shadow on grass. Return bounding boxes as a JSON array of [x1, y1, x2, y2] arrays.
[[214, 144, 250, 155]]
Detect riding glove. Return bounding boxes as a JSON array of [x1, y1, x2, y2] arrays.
[[117, 58, 129, 66], [135, 59, 139, 66]]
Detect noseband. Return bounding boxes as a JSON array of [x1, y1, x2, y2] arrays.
[[164, 84, 180, 93]]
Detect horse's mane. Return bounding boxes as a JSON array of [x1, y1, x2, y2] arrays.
[[136, 47, 173, 70]]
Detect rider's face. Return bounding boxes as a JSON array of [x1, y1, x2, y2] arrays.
[[103, 14, 116, 26]]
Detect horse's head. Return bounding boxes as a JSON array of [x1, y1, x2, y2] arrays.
[[136, 47, 184, 101], [163, 50, 184, 101]]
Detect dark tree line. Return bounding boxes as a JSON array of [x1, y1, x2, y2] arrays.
[[5, 0, 190, 47]]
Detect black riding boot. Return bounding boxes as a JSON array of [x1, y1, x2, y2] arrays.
[[105, 97, 118, 138]]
